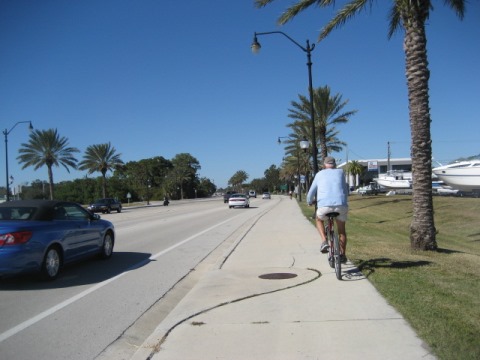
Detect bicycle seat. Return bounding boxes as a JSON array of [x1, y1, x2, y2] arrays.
[[326, 212, 340, 218]]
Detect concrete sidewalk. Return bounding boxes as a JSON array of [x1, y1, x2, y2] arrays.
[[132, 196, 435, 360]]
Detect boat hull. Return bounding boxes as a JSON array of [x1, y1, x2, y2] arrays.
[[375, 179, 412, 189], [374, 171, 412, 189], [432, 171, 480, 191], [432, 160, 480, 192]]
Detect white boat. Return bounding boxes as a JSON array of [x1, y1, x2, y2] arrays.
[[432, 180, 459, 195], [374, 171, 412, 189], [432, 160, 480, 192], [436, 187, 460, 196], [373, 142, 412, 189]]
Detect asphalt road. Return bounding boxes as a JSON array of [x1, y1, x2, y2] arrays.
[[0, 196, 278, 360]]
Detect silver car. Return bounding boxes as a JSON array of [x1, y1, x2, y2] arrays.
[[228, 194, 250, 208]]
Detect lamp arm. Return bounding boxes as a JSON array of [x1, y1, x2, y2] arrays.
[[6, 121, 32, 136], [254, 31, 315, 53]]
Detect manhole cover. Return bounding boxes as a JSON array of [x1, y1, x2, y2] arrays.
[[258, 272, 298, 280]]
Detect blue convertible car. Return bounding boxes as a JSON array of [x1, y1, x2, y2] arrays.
[[0, 200, 115, 280]]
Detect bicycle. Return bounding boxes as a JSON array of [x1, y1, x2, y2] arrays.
[[325, 212, 342, 280]]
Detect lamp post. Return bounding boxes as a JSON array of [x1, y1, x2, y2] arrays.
[[147, 179, 151, 205], [278, 136, 309, 201], [252, 31, 319, 175], [3, 121, 33, 201]]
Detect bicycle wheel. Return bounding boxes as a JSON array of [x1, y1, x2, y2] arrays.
[[333, 233, 342, 280], [326, 227, 335, 268], [328, 243, 335, 268]]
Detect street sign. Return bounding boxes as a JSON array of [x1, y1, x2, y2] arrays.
[[368, 161, 378, 171]]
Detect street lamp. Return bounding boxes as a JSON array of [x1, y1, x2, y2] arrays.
[[3, 121, 34, 201], [299, 138, 310, 152], [147, 179, 151, 205], [278, 136, 309, 201], [252, 31, 319, 175]]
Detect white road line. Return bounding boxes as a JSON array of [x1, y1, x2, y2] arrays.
[[0, 214, 242, 343]]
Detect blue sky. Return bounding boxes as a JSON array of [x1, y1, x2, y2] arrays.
[[1, 1, 479, 190]]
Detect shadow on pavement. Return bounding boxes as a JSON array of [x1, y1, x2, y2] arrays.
[[0, 251, 152, 290]]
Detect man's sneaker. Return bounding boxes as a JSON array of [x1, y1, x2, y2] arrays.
[[340, 255, 348, 264], [320, 241, 329, 253]]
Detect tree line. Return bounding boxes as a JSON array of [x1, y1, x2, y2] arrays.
[[4, 128, 216, 204]]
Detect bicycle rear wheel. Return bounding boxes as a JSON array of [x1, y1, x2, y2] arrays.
[[328, 246, 335, 268], [333, 233, 342, 280], [326, 227, 335, 268]]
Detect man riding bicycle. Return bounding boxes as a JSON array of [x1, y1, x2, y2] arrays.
[[307, 156, 349, 263]]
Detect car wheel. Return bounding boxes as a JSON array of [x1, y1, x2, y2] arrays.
[[117, 206, 122, 213], [106, 207, 111, 214], [100, 232, 114, 259], [41, 246, 62, 281]]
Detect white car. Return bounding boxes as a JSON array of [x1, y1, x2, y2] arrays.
[[262, 192, 271, 199], [228, 194, 250, 208], [248, 190, 256, 198]]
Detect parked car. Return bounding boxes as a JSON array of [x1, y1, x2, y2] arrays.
[[262, 192, 271, 199], [357, 182, 380, 196], [248, 190, 257, 198], [88, 198, 122, 213], [228, 194, 250, 209], [0, 200, 115, 280], [223, 191, 236, 203]]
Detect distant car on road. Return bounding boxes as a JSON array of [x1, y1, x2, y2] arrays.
[[228, 194, 250, 209], [223, 191, 236, 203], [0, 200, 115, 280], [262, 192, 271, 199], [88, 198, 122, 213], [248, 190, 257, 198]]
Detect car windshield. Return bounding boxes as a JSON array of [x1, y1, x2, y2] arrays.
[[0, 206, 37, 220], [95, 199, 107, 204]]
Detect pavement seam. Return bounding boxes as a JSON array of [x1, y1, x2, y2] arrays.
[[218, 204, 275, 269]]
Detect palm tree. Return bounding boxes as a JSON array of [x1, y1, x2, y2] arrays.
[[255, 1, 467, 250], [279, 135, 311, 193], [345, 160, 364, 188], [170, 153, 201, 200], [17, 128, 79, 200], [287, 85, 355, 165], [229, 170, 249, 191], [78, 142, 124, 198]]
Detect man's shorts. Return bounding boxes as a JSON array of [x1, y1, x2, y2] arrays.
[[316, 205, 348, 222]]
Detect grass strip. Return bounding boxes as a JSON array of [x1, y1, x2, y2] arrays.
[[298, 194, 480, 360]]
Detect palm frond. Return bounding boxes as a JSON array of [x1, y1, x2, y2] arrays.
[[319, 0, 370, 41]]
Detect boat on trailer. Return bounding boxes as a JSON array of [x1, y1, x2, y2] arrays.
[[374, 170, 412, 189], [432, 160, 480, 192]]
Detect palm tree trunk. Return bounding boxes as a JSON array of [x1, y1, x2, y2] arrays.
[[319, 135, 328, 161], [47, 165, 54, 200], [404, 17, 437, 250], [102, 171, 107, 198]]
